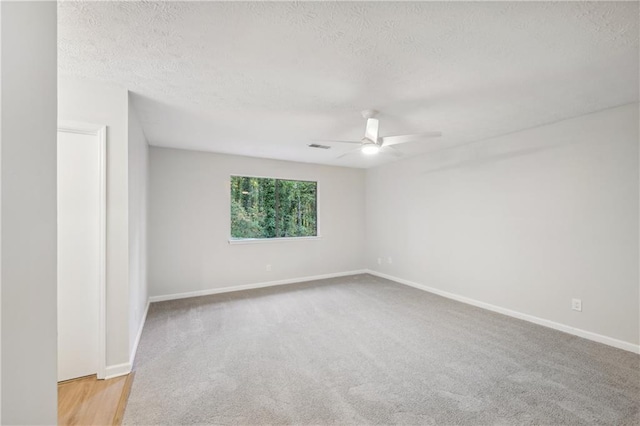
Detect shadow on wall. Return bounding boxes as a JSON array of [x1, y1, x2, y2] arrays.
[[420, 128, 580, 175]]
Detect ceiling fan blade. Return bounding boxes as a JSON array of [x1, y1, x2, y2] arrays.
[[336, 147, 362, 159], [381, 131, 442, 146], [311, 139, 361, 145], [364, 118, 379, 142], [381, 145, 404, 158]]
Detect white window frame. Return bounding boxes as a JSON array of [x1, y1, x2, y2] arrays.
[[227, 174, 321, 244]]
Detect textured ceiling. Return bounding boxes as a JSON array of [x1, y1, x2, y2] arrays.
[[58, 1, 639, 168]]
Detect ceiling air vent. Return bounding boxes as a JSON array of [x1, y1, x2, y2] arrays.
[[308, 143, 331, 150]]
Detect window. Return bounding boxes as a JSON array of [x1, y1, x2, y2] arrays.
[[230, 176, 317, 240]]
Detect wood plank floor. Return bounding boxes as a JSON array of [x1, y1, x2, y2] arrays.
[[58, 373, 134, 426]]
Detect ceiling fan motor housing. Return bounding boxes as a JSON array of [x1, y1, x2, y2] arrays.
[[361, 137, 381, 154]]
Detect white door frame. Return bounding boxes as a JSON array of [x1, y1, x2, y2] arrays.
[[57, 121, 107, 380]]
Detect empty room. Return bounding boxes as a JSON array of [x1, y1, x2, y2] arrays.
[[1, 1, 638, 425]]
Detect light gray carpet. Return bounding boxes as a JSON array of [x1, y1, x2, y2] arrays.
[[124, 274, 639, 425]]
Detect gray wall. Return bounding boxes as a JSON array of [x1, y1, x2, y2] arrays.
[[1, 1, 58, 423], [58, 77, 131, 368], [366, 103, 639, 347], [148, 147, 366, 297], [128, 94, 149, 359]]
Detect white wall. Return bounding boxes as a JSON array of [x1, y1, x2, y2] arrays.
[[58, 77, 131, 367], [148, 148, 366, 297], [366, 103, 639, 348], [1, 1, 58, 423], [128, 94, 149, 361], [1, 5, 4, 419]]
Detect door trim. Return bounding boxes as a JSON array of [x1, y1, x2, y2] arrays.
[[58, 121, 107, 380]]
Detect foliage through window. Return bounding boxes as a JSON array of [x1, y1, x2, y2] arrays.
[[230, 176, 317, 240]]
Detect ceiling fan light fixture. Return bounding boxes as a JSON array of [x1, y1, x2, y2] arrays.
[[314, 109, 441, 159], [361, 144, 380, 155]]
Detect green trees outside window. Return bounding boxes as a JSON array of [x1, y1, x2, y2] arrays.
[[230, 176, 317, 239]]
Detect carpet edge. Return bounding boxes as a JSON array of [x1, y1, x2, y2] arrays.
[[148, 269, 369, 303], [367, 269, 640, 355]]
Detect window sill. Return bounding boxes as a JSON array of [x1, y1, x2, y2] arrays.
[[228, 236, 322, 245]]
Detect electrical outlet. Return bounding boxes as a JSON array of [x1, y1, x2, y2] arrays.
[[266, 264, 271, 272], [377, 257, 382, 265], [572, 298, 582, 312], [387, 257, 393, 264]]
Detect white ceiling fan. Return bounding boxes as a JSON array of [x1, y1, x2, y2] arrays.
[[312, 109, 442, 158]]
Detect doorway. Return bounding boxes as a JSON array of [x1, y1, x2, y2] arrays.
[[57, 122, 106, 381]]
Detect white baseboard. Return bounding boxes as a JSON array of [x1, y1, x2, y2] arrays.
[[367, 269, 640, 354], [129, 300, 151, 367], [149, 269, 368, 303], [104, 362, 131, 380]]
